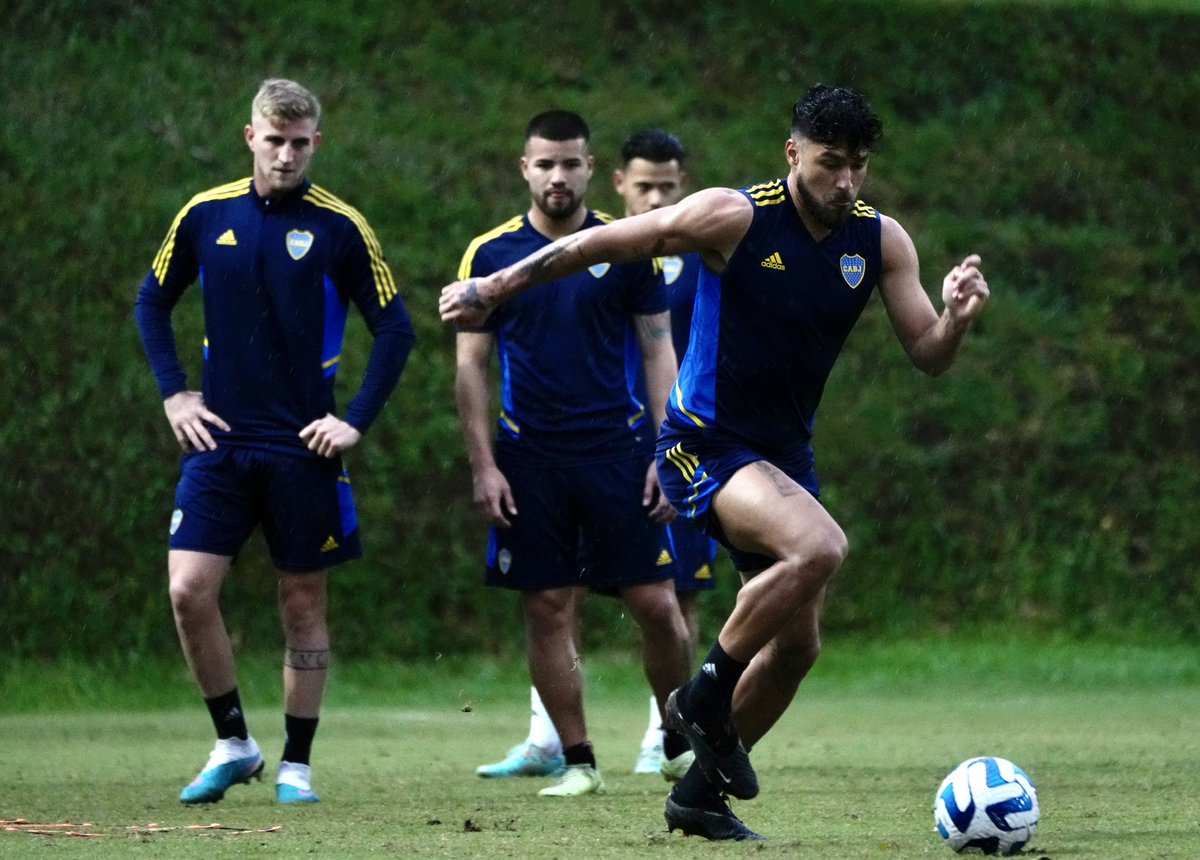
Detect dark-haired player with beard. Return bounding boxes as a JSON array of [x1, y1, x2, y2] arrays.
[[441, 86, 990, 838], [453, 110, 692, 798]]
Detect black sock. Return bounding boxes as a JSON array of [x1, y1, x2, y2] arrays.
[[562, 741, 595, 768], [282, 714, 319, 765], [205, 689, 248, 740], [686, 641, 749, 718], [670, 760, 721, 806], [663, 728, 690, 761]]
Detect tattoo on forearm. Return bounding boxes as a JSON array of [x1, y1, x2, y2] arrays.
[[754, 461, 803, 497], [462, 281, 486, 311], [517, 244, 568, 284], [284, 648, 331, 670]]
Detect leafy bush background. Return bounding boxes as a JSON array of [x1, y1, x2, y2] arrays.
[[2, 0, 1197, 658]]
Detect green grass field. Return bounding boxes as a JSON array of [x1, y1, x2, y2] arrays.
[[2, 639, 1197, 857]]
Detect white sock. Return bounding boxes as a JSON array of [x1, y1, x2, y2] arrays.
[[277, 761, 311, 789], [640, 693, 662, 749], [527, 686, 562, 754]]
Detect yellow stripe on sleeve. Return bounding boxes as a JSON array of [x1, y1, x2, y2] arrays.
[[305, 184, 398, 307], [457, 216, 525, 281], [152, 178, 251, 285]]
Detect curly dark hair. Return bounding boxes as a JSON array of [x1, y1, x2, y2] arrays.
[[790, 85, 883, 153]]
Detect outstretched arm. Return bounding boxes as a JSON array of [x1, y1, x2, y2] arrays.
[[877, 215, 990, 376], [439, 187, 753, 328]]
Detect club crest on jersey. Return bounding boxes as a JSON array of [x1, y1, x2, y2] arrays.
[[840, 254, 866, 288], [286, 230, 314, 260], [588, 263, 612, 278], [660, 255, 684, 285], [497, 549, 513, 575]]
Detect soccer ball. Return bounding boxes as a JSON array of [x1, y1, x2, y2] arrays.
[[934, 756, 1039, 855]]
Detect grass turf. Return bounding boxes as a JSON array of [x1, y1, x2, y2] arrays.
[[1, 638, 1197, 857]]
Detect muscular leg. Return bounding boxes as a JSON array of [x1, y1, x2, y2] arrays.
[[712, 461, 847, 662], [168, 550, 236, 697], [733, 585, 825, 748], [279, 571, 330, 718], [522, 587, 587, 750], [621, 580, 691, 720]]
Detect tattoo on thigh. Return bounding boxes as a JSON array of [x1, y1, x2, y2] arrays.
[[284, 648, 330, 671], [754, 461, 802, 497]]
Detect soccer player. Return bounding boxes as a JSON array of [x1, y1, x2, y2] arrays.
[[134, 79, 414, 805], [475, 128, 714, 782], [455, 110, 692, 797], [614, 129, 720, 775], [440, 85, 990, 838]]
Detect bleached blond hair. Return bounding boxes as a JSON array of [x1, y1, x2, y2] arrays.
[[251, 78, 321, 127]]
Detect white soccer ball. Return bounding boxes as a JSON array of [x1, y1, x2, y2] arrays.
[[934, 756, 1039, 855]]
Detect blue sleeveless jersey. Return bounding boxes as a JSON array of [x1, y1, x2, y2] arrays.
[[459, 211, 666, 465], [667, 178, 882, 454]]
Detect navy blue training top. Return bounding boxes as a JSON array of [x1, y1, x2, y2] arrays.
[[135, 177, 414, 455], [667, 178, 883, 456], [458, 211, 667, 466]]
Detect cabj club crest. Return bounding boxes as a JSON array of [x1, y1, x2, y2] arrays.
[[286, 230, 314, 260], [840, 253, 866, 288]]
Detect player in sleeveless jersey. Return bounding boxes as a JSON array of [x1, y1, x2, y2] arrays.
[[440, 86, 989, 840]]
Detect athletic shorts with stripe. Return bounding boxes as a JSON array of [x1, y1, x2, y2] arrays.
[[656, 423, 821, 573]]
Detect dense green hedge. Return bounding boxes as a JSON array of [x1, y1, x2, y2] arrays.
[[3, 0, 1197, 658]]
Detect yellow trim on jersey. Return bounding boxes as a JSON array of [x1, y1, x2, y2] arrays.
[[499, 409, 521, 435], [457, 215, 525, 280], [304, 184, 398, 307], [671, 381, 707, 428], [322, 354, 341, 370], [746, 179, 786, 206], [852, 200, 877, 218], [152, 178, 252, 285], [593, 210, 615, 224]]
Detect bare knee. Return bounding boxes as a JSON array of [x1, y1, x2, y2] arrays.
[[279, 575, 328, 643], [780, 524, 848, 593], [168, 571, 218, 623], [522, 590, 576, 639], [624, 584, 687, 639]]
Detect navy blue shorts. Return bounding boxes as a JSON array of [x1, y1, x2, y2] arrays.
[[169, 446, 362, 572], [663, 518, 718, 592], [485, 454, 672, 591], [656, 423, 820, 573]]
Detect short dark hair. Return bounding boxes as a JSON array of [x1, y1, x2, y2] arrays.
[[620, 128, 686, 166], [790, 85, 883, 153], [525, 110, 590, 142]]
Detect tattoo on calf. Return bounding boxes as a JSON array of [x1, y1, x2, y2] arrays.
[[284, 648, 331, 670]]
